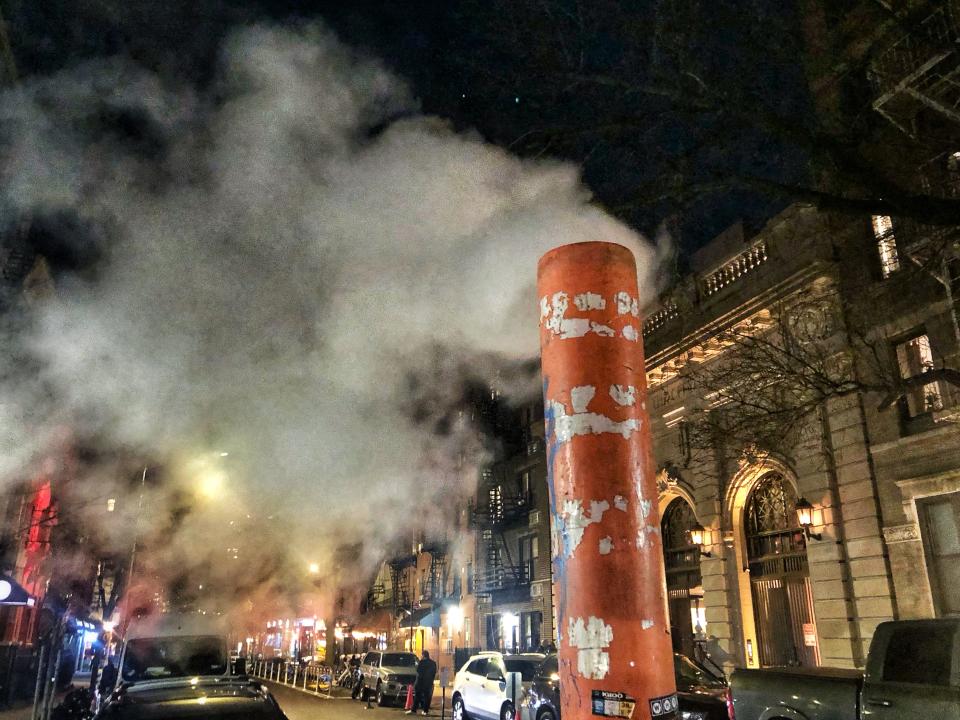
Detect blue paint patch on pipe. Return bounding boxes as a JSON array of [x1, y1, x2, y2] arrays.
[[543, 374, 569, 641]]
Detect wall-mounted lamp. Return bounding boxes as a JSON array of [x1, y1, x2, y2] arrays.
[[795, 497, 822, 541], [689, 523, 712, 558]]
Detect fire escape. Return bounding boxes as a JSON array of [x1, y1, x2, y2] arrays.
[[868, 2, 960, 343], [869, 1, 960, 133], [419, 539, 449, 605], [364, 581, 387, 612], [388, 553, 415, 614], [470, 468, 533, 604]]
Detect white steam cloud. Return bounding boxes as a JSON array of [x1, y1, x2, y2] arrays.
[[0, 24, 658, 614]]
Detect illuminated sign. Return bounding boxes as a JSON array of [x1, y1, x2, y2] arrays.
[[0, 575, 34, 606]]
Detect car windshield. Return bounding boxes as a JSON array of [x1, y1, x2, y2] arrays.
[[673, 655, 723, 687], [121, 636, 228, 681], [505, 659, 541, 680], [381, 653, 417, 667], [539, 656, 558, 677]]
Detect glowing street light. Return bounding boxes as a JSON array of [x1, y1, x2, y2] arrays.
[[308, 563, 320, 575], [197, 468, 226, 500], [446, 605, 464, 630]]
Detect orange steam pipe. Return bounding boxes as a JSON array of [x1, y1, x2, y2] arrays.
[[538, 242, 678, 720]]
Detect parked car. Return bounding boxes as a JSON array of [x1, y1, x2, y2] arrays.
[[731, 618, 960, 720], [452, 651, 546, 720], [95, 677, 289, 719], [113, 613, 234, 690], [357, 650, 420, 706], [96, 613, 288, 718], [522, 653, 732, 720]]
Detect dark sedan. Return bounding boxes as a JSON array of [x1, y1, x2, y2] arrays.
[[522, 653, 733, 720], [95, 678, 289, 719]]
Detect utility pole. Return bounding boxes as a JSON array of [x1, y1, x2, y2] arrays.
[[538, 242, 678, 720], [126, 467, 148, 608]]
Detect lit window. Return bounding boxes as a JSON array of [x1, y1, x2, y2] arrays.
[[489, 485, 503, 522], [873, 215, 900, 277], [896, 334, 943, 415]]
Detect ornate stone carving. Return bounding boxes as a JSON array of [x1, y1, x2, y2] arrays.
[[785, 299, 836, 344], [656, 464, 681, 495], [882, 523, 922, 544]]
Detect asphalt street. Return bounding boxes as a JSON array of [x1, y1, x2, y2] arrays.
[[267, 682, 454, 720]]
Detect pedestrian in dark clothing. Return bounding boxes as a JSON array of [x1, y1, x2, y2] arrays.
[[408, 651, 437, 715], [98, 656, 118, 697]]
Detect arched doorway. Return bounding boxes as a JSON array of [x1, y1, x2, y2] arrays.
[[660, 497, 703, 658], [744, 473, 820, 667]]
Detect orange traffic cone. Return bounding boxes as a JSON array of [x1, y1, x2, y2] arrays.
[[404, 685, 415, 711]]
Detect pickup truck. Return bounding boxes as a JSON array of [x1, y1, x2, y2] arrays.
[[730, 618, 960, 720]]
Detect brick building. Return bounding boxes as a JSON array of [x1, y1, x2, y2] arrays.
[[471, 404, 554, 656]]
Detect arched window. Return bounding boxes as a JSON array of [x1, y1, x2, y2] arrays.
[[662, 497, 699, 552], [745, 473, 806, 563]]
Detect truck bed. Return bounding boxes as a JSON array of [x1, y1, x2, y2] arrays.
[[731, 666, 862, 720]]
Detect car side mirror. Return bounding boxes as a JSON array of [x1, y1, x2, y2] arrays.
[[486, 672, 505, 682]]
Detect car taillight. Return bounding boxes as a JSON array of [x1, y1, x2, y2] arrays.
[[725, 687, 735, 720]]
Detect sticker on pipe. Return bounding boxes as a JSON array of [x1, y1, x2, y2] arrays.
[[648, 694, 679, 717], [591, 690, 635, 719]]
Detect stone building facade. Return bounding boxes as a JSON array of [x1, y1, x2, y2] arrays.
[[644, 202, 960, 670]]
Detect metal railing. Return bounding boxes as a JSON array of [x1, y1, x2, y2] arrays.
[[470, 493, 532, 527], [249, 659, 335, 696], [700, 240, 769, 298], [870, 1, 960, 102], [643, 301, 680, 338], [475, 563, 532, 593]]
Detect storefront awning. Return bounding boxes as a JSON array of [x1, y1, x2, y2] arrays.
[[0, 575, 35, 606], [399, 607, 441, 629], [353, 608, 394, 634]]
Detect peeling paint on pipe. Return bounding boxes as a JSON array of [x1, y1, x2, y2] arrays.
[[538, 242, 677, 720]]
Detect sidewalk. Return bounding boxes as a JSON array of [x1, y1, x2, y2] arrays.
[[0, 676, 86, 720]]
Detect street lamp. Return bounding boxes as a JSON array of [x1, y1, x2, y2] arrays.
[[308, 563, 320, 575], [795, 498, 822, 541], [689, 523, 712, 558]]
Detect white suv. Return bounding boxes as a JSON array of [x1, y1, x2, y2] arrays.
[[452, 652, 545, 720]]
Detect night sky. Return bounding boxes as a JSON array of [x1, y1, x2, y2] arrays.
[[3, 0, 810, 264]]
